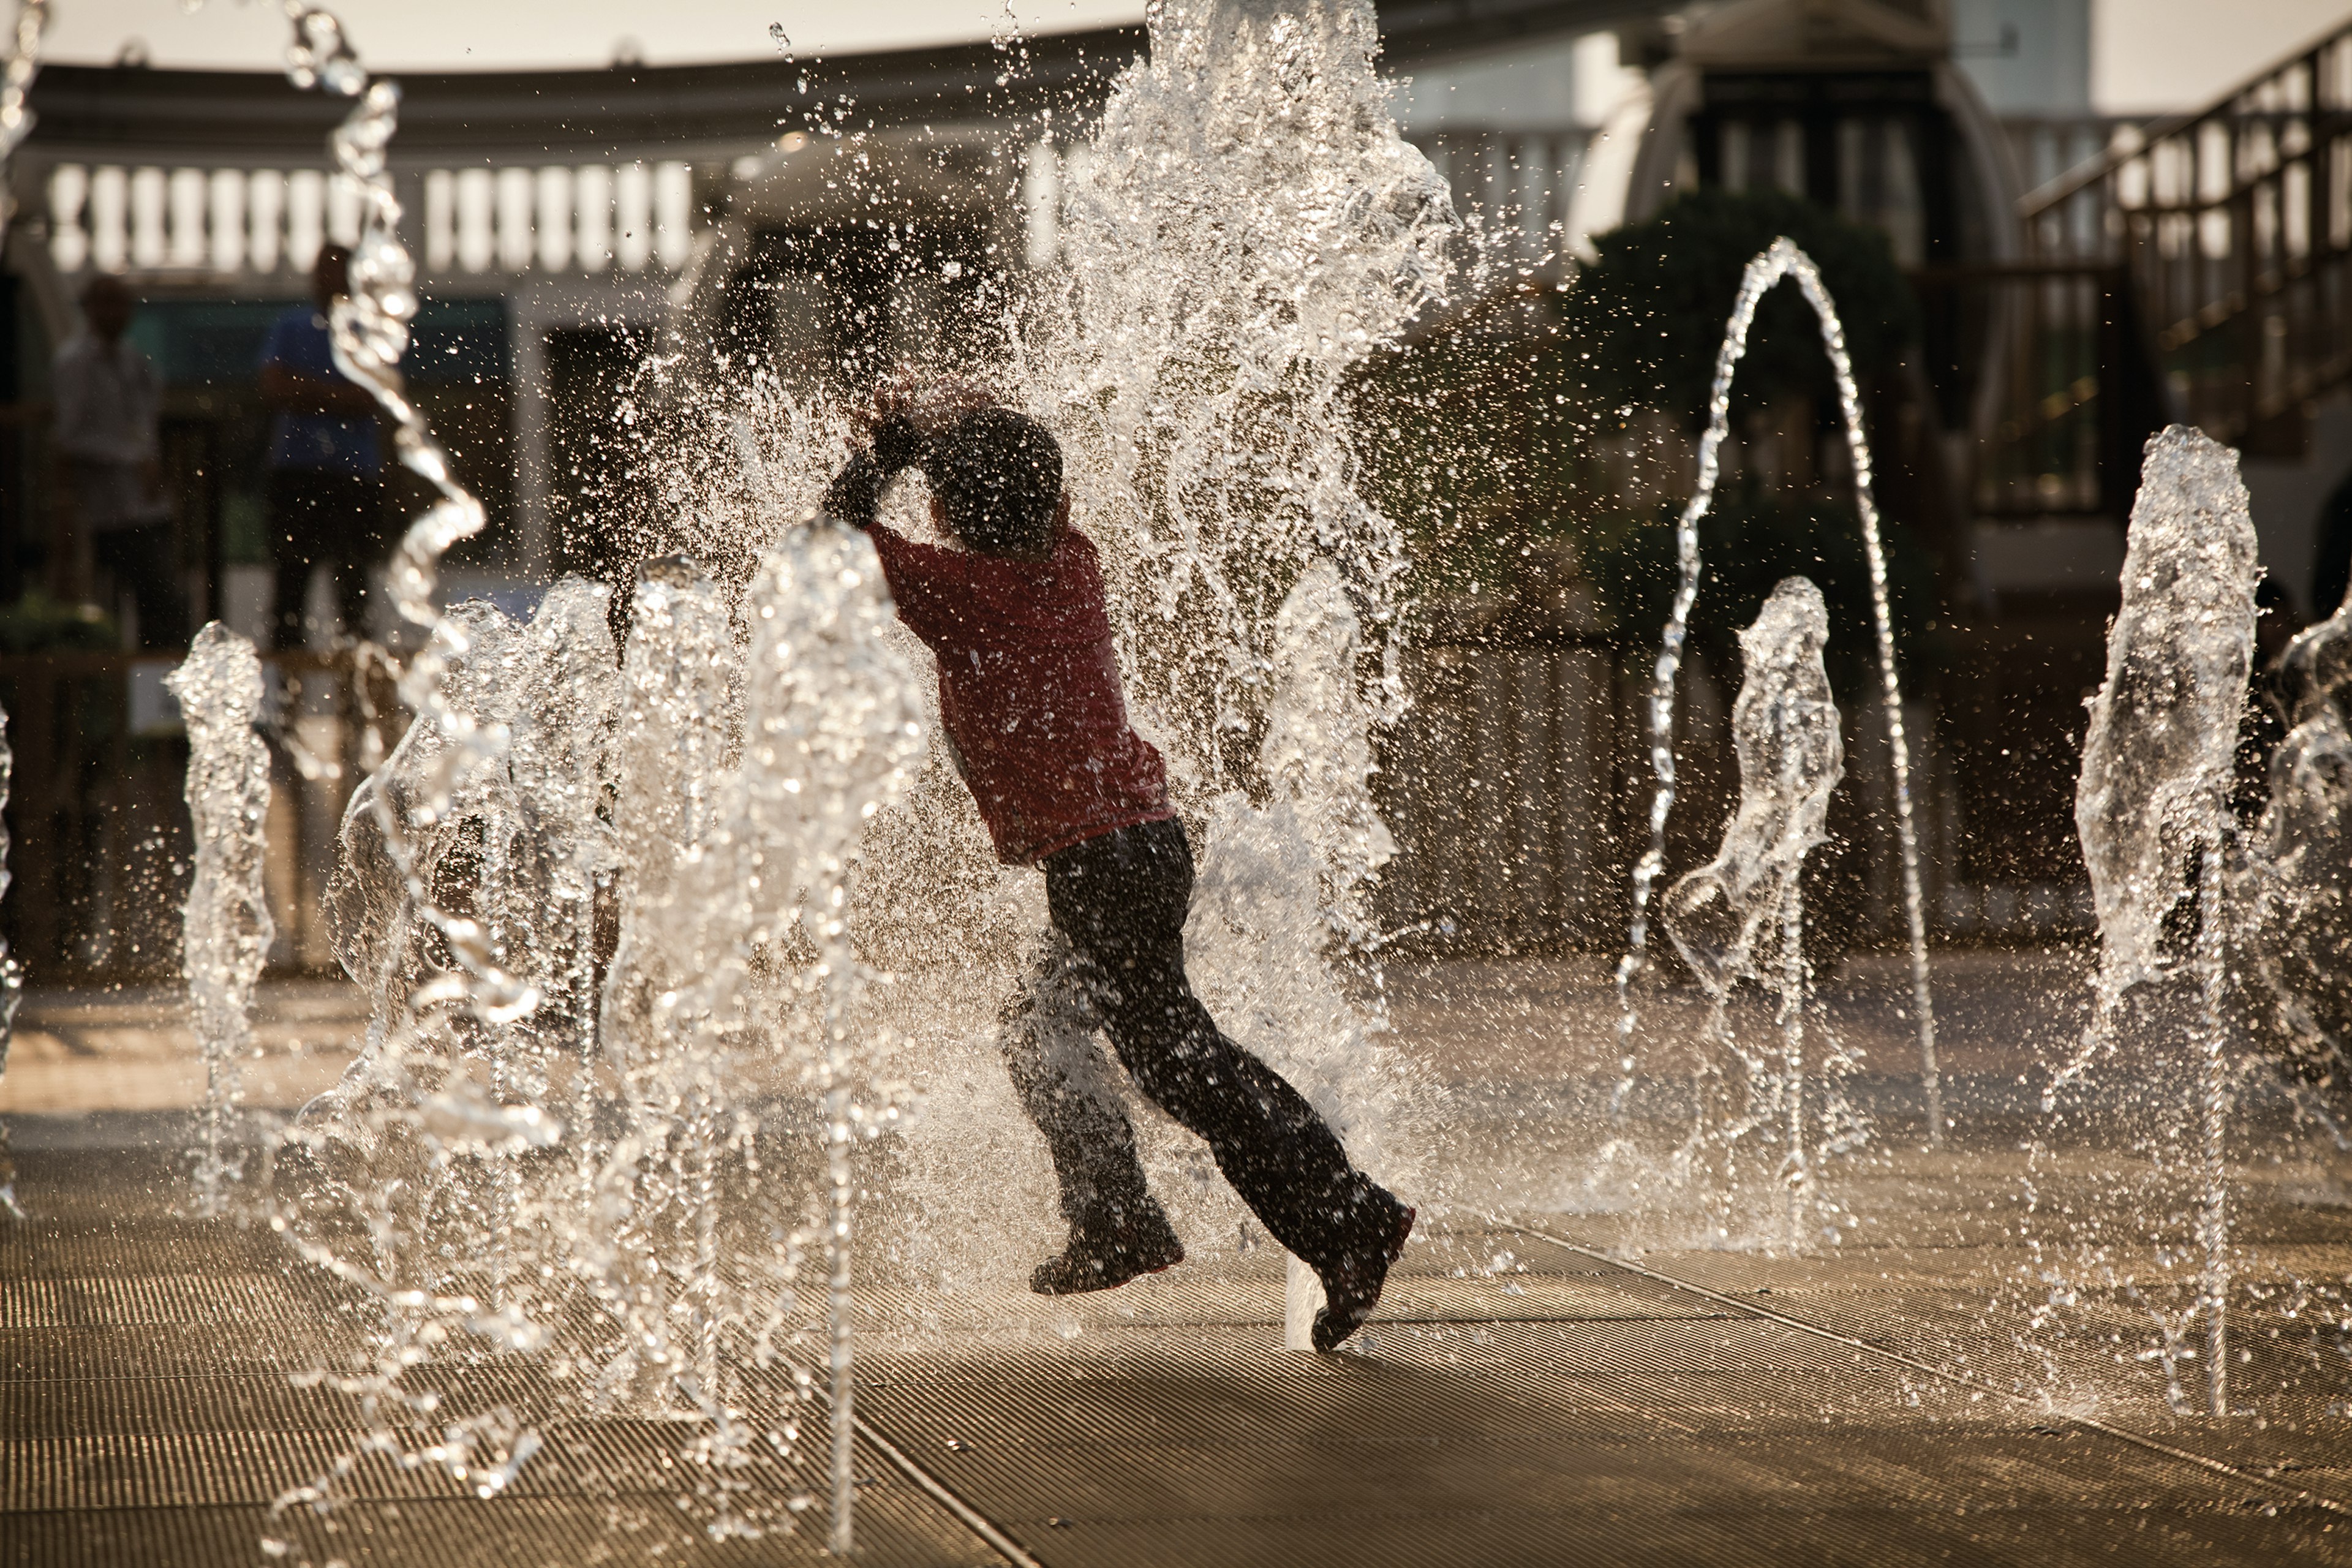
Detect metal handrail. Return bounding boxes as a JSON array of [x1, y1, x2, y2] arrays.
[[2017, 15, 2352, 218]]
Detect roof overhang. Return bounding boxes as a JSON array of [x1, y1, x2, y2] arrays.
[[1679, 0, 1946, 73], [20, 2, 1660, 165]]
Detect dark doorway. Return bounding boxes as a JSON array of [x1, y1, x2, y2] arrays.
[[545, 323, 654, 583]]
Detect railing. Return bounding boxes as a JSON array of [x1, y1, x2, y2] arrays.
[[7, 39, 1131, 288], [33, 158, 704, 281], [1374, 607, 2080, 956], [1911, 260, 2164, 521], [32, 129, 1589, 288], [1377, 623, 1630, 950], [0, 615, 2084, 990], [2015, 20, 2352, 450]]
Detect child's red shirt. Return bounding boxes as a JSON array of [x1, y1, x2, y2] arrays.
[[867, 521, 1174, 865]]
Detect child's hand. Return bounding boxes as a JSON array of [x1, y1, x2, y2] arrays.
[[862, 375, 1000, 458], [822, 450, 886, 530]]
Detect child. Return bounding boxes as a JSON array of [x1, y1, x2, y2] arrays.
[[821, 392, 1413, 1352]]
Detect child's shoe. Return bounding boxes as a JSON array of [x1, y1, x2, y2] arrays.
[[1030, 1205, 1185, 1295], [1311, 1202, 1415, 1351]]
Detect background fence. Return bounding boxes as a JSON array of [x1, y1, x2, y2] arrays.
[[0, 650, 367, 986], [0, 611, 2103, 989]]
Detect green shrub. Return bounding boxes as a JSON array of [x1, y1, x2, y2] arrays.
[[0, 591, 120, 655], [1350, 291, 1596, 602], [1585, 478, 1943, 695], [1352, 188, 1932, 617], [1561, 187, 1920, 428]]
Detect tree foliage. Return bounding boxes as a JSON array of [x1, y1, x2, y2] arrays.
[[1349, 188, 1935, 614], [1561, 187, 1921, 429], [1585, 478, 1944, 695], [1349, 290, 1597, 601]]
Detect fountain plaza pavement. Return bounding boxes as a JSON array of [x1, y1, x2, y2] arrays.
[[2, 949, 2349, 1567]]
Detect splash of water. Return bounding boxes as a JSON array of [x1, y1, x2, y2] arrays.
[[274, 2, 521, 1020], [1661, 578, 1850, 1247], [1612, 239, 1941, 1147], [0, 0, 51, 244], [725, 0, 1455, 1336], [0, 13, 43, 1175], [168, 625, 276, 1216], [502, 582, 620, 1064], [249, 4, 628, 1543], [1049, 0, 1457, 773], [281, 594, 570, 1526], [2048, 425, 2260, 1417], [739, 519, 927, 1549], [1044, 0, 1452, 1271], [2066, 429, 2260, 1025], [598, 559, 735, 1088], [1261, 559, 1398, 951], [258, 0, 1449, 1549], [1261, 559, 1396, 1340], [295, 537, 916, 1547], [2234, 538, 2352, 1123]]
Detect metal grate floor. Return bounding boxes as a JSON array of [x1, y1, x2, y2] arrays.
[[4, 1144, 2351, 1566]]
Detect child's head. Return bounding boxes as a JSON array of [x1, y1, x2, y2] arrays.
[[920, 408, 1064, 557]]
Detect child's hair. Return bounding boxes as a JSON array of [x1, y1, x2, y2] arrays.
[[921, 408, 1063, 556]]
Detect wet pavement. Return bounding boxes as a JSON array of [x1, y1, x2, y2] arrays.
[[4, 956, 2351, 1566]]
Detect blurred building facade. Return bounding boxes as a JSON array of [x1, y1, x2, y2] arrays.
[[3, 0, 2348, 974]]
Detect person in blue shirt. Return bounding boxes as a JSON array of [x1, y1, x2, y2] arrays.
[[260, 243, 382, 647]]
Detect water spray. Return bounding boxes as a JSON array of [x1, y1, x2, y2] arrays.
[[1613, 238, 1941, 1148], [0, 697, 21, 1219], [0, 0, 50, 245], [1660, 578, 1847, 1248], [169, 626, 276, 1216], [2057, 425, 2260, 1417]]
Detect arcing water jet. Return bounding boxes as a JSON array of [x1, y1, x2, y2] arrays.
[[1662, 577, 1852, 1248], [1615, 239, 1941, 1151]]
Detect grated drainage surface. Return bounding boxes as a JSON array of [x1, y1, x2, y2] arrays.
[[3, 1140, 2351, 1566]]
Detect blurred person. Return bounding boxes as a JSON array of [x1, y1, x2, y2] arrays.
[[261, 243, 382, 647], [50, 274, 183, 649]]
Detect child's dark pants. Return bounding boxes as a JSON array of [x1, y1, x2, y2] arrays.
[[1008, 815, 1403, 1278]]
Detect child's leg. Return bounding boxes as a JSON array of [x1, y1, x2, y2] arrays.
[[997, 929, 1158, 1234], [1045, 820, 1405, 1279]]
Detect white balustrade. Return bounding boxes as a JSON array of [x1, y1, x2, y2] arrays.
[[575, 164, 611, 274], [88, 165, 127, 273], [1022, 140, 1058, 269], [653, 161, 693, 271], [36, 139, 1578, 285], [247, 171, 282, 274], [34, 157, 706, 281], [455, 167, 494, 273], [129, 167, 167, 270], [168, 168, 208, 269], [326, 172, 363, 250], [1016, 131, 1586, 282], [496, 167, 535, 272], [286, 169, 326, 274], [424, 168, 455, 273], [614, 160, 652, 272], [208, 170, 244, 274], [46, 164, 87, 273]]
